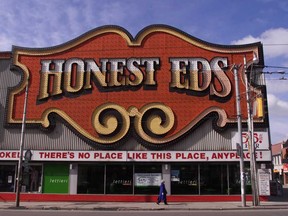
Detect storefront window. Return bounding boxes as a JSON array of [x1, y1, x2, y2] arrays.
[[134, 164, 162, 194], [106, 164, 133, 194], [200, 163, 228, 194], [171, 164, 199, 194], [244, 163, 252, 194], [22, 164, 42, 193], [0, 164, 16, 192], [228, 164, 241, 194], [78, 164, 104, 194]]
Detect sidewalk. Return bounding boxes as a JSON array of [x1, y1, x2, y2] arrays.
[[1, 200, 288, 211], [2, 186, 288, 211]]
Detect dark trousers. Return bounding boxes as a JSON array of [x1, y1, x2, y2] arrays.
[[157, 195, 167, 204]]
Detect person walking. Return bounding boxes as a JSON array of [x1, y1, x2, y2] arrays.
[[156, 180, 168, 205]]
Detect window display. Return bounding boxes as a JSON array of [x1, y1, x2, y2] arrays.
[[134, 164, 162, 194], [106, 164, 133, 194], [171, 164, 199, 194], [200, 164, 228, 195], [77, 164, 104, 194], [22, 165, 42, 193]]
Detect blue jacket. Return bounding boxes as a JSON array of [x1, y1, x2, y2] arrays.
[[158, 182, 167, 200]]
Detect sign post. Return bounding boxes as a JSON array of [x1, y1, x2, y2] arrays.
[[233, 65, 246, 207], [15, 81, 29, 207], [244, 56, 260, 206]]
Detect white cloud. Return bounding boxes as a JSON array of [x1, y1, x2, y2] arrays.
[[0, 34, 13, 51], [98, 2, 126, 24], [0, 1, 86, 49], [266, 79, 288, 94], [267, 93, 288, 143], [233, 28, 288, 143], [0, 0, 139, 50], [269, 119, 288, 143], [232, 28, 288, 59], [268, 94, 288, 116]]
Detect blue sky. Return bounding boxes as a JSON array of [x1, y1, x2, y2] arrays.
[[0, 0, 287, 144]]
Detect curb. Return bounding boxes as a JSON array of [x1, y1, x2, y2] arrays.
[[2, 200, 288, 211], [3, 205, 288, 211]]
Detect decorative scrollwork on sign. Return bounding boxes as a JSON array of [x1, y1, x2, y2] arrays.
[[91, 103, 130, 144], [129, 103, 175, 144]]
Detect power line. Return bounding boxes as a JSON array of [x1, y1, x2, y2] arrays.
[[263, 65, 288, 69], [254, 64, 288, 70], [263, 44, 288, 46], [262, 71, 288, 74]]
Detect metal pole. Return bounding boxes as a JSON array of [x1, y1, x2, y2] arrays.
[[15, 82, 29, 207], [233, 65, 246, 207], [243, 56, 259, 206], [251, 107, 260, 205]]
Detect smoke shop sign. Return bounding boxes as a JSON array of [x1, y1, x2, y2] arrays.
[[0, 150, 271, 162], [8, 25, 262, 147], [231, 131, 269, 150]]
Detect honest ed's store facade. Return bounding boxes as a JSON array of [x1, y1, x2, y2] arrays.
[[0, 25, 272, 202]]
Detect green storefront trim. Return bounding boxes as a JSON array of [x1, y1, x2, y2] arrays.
[[43, 164, 69, 193]]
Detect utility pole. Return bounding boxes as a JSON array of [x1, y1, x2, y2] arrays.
[[243, 56, 259, 206], [233, 64, 246, 207], [15, 82, 29, 207]]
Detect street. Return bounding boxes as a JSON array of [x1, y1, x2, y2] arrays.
[[1, 209, 288, 216]]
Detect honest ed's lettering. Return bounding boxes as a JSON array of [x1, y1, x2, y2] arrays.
[[37, 57, 231, 101], [38, 58, 160, 100], [169, 57, 231, 97]]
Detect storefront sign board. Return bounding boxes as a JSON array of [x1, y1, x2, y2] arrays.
[[0, 150, 271, 162]]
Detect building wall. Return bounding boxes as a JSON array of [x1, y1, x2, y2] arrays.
[[0, 25, 272, 200]]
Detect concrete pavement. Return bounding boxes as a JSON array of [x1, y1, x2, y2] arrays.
[[0, 200, 287, 211], [2, 185, 288, 211]]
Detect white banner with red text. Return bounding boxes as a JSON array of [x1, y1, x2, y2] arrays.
[[231, 131, 269, 150], [0, 150, 271, 162]]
